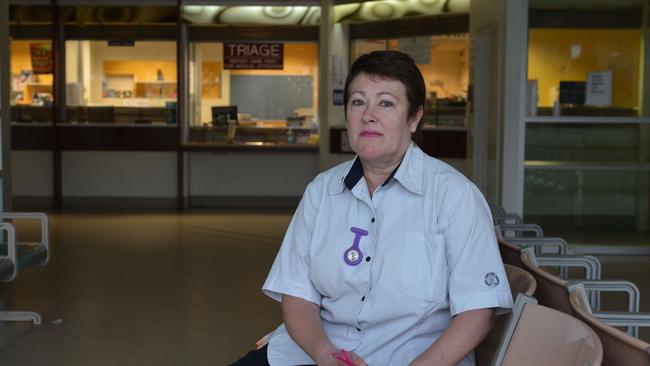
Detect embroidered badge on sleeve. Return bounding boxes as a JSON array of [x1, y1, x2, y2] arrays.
[[484, 272, 500, 287]]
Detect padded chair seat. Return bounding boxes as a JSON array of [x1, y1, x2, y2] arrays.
[[0, 243, 47, 280]]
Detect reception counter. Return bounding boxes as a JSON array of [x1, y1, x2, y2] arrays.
[[12, 121, 466, 210]]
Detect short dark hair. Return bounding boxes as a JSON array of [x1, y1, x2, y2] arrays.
[[343, 50, 426, 123]]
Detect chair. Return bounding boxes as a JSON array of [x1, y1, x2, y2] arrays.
[[569, 284, 650, 366], [498, 238, 525, 268], [490, 204, 506, 216], [0, 212, 50, 324], [495, 223, 544, 239], [499, 237, 600, 286], [493, 213, 522, 225], [491, 293, 603, 366], [521, 247, 642, 337], [475, 265, 536, 366]]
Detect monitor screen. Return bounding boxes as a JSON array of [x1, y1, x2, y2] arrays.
[[559, 81, 586, 105], [211, 106, 238, 125]]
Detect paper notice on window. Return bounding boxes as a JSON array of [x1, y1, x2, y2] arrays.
[[585, 71, 612, 106]]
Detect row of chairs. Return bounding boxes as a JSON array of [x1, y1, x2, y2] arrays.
[[489, 207, 650, 365]]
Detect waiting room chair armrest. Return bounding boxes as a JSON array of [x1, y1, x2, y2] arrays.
[[592, 311, 650, 328], [0, 222, 17, 282], [493, 213, 522, 225], [504, 237, 568, 256], [0, 212, 49, 264], [495, 224, 544, 239], [580, 279, 640, 313], [536, 255, 601, 280]]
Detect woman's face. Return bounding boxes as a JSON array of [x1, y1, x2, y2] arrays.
[[346, 73, 422, 167]]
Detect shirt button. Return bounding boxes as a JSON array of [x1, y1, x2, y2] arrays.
[[371, 217, 375, 223], [365, 256, 371, 262], [361, 296, 365, 302]]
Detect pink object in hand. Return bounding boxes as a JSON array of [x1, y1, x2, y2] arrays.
[[332, 349, 355, 366]]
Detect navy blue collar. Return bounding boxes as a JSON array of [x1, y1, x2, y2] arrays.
[[343, 157, 401, 191]]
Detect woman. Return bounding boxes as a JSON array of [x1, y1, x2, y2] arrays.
[[232, 50, 513, 366]]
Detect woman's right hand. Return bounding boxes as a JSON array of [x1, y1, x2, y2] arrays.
[[316, 350, 368, 366]]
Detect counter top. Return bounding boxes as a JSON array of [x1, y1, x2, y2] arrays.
[[183, 141, 318, 153]]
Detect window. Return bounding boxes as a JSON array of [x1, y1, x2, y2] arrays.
[[64, 40, 177, 124], [351, 35, 469, 128], [528, 28, 642, 117], [187, 41, 319, 145], [10, 40, 54, 123]]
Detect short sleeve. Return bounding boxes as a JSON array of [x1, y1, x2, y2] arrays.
[[440, 177, 514, 316], [262, 179, 322, 305]]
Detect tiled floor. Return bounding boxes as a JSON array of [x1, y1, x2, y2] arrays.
[[0, 211, 649, 365], [0, 211, 290, 365]]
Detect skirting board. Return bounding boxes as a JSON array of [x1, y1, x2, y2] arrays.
[[14, 195, 301, 210], [14, 196, 177, 210], [190, 196, 300, 209]]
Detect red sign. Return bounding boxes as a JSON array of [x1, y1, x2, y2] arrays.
[[30, 43, 53, 75], [224, 42, 284, 70]]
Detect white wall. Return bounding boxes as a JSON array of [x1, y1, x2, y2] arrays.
[[14, 150, 319, 206], [189, 152, 318, 197], [62, 151, 177, 197], [470, 0, 528, 215], [12, 151, 53, 196]]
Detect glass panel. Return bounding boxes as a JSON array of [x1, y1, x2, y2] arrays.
[[528, 28, 642, 117], [10, 39, 53, 123], [187, 42, 319, 145], [526, 124, 648, 163], [524, 169, 647, 230], [525, 123, 650, 231], [64, 40, 177, 124], [525, 1, 650, 234], [351, 35, 469, 128]]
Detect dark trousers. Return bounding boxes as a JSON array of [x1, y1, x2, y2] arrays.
[[229, 345, 316, 366], [229, 345, 270, 366]]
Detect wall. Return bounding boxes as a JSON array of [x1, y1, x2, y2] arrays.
[[187, 151, 320, 208], [528, 29, 642, 108], [470, 0, 528, 215], [13, 149, 320, 208], [12, 151, 53, 196]]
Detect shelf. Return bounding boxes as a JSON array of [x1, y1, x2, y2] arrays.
[[525, 160, 650, 171], [526, 116, 650, 124], [135, 81, 177, 84]]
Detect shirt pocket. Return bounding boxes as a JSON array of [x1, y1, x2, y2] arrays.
[[400, 232, 448, 303]]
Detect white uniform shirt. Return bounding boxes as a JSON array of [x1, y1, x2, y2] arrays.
[[262, 142, 513, 366]]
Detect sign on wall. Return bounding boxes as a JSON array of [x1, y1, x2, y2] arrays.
[[30, 43, 53, 74], [224, 42, 284, 70], [585, 71, 612, 106]]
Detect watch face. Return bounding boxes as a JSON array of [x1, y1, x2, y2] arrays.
[[346, 250, 360, 263]]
